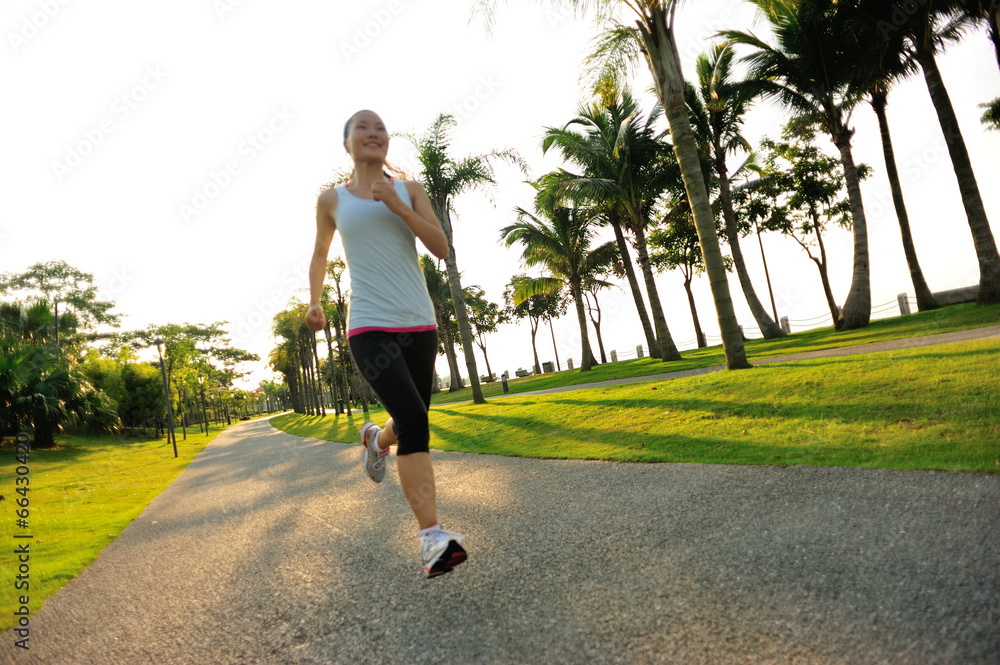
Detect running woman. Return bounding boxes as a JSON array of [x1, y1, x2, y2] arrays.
[[305, 109, 467, 578]]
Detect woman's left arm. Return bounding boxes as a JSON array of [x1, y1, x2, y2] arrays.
[[371, 180, 450, 260]]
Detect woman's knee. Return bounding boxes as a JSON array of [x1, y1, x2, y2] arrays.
[[395, 411, 429, 455]]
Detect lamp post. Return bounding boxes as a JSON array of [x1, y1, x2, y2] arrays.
[[198, 372, 209, 435], [153, 337, 178, 458]]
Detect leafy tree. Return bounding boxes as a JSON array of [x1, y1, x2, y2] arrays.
[[503, 275, 568, 375], [0, 260, 119, 352], [758, 124, 873, 323], [982, 97, 1000, 130], [649, 206, 712, 348], [464, 287, 510, 381], [0, 301, 120, 446], [582, 274, 615, 363]]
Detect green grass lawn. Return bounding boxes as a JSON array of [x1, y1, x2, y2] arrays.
[[275, 338, 1000, 474], [0, 413, 275, 632], [433, 302, 1000, 404]]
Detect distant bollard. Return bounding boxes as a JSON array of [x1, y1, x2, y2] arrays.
[[567, 358, 574, 370], [501, 373, 509, 393], [780, 316, 791, 334], [610, 350, 618, 362], [636, 345, 644, 359], [897, 293, 911, 315]]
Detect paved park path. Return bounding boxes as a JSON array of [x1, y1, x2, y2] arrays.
[[5, 329, 1000, 664]]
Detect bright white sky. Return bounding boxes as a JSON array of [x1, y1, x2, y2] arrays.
[[3, 0, 999, 389]]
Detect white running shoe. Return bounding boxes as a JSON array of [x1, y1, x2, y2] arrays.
[[418, 524, 467, 578], [360, 422, 388, 483]]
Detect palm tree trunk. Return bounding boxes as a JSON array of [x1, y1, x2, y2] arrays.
[[439, 207, 486, 403], [988, 7, 1000, 72], [715, 150, 786, 338], [323, 323, 342, 415], [546, 315, 561, 371], [915, 46, 1000, 304], [609, 216, 661, 358], [479, 345, 494, 382], [530, 318, 541, 374], [639, 6, 749, 369], [53, 300, 60, 353], [311, 334, 326, 416], [440, 313, 461, 391], [754, 221, 779, 322], [570, 282, 594, 371], [585, 291, 608, 364], [871, 94, 939, 312], [831, 124, 872, 331], [684, 283, 706, 348], [334, 306, 352, 415], [805, 213, 841, 323], [632, 225, 683, 360], [351, 352, 370, 415]]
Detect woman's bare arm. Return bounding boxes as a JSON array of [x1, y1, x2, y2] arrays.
[[305, 189, 337, 331]]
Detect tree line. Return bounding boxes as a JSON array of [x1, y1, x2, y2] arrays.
[[1, 261, 260, 447]]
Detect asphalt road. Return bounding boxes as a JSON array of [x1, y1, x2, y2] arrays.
[[4, 417, 998, 664]]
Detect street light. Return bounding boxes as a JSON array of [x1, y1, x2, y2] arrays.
[[198, 372, 209, 435], [153, 337, 178, 458]]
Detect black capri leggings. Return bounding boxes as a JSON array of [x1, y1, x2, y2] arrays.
[[348, 329, 437, 455]]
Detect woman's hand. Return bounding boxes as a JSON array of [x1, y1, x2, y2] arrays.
[[304, 304, 326, 332], [371, 179, 406, 215]]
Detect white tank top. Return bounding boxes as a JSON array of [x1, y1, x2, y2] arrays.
[[335, 179, 437, 337]]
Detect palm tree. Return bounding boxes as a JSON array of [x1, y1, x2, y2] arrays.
[[541, 90, 682, 361], [875, 0, 1000, 304], [956, 0, 1000, 69], [500, 198, 617, 372], [476, 0, 748, 369], [850, 11, 940, 311], [722, 0, 875, 330], [687, 43, 786, 338], [419, 254, 461, 392], [405, 114, 524, 403], [538, 122, 660, 360]]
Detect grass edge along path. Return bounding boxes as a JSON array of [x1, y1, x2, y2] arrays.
[[0, 413, 277, 633], [431, 303, 1000, 404], [273, 338, 1000, 474]]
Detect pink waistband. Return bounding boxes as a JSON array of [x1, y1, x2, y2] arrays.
[[347, 324, 437, 339]]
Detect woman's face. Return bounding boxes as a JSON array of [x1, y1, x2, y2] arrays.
[[344, 111, 389, 163]]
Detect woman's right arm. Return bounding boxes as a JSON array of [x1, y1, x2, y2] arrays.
[[305, 189, 337, 331]]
